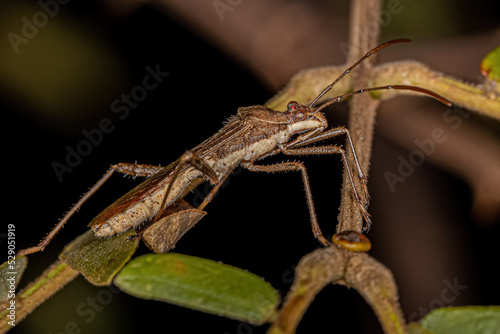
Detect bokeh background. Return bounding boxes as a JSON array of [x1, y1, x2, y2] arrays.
[[2, 0, 500, 333]]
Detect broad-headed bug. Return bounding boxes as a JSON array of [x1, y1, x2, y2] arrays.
[[18, 39, 451, 256]]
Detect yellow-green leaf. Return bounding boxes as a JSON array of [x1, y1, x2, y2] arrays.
[[481, 46, 500, 82], [0, 256, 27, 302], [114, 253, 279, 325], [410, 306, 500, 334], [60, 229, 138, 286]]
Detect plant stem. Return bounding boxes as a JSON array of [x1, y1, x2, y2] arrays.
[[372, 61, 500, 121], [0, 261, 78, 333], [267, 2, 408, 333], [345, 253, 408, 334], [266, 247, 345, 334], [337, 0, 382, 233], [267, 247, 407, 334]]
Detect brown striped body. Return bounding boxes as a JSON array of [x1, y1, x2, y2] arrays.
[[91, 105, 327, 237], [19, 39, 449, 257]]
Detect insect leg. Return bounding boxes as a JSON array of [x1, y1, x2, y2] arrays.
[[197, 166, 235, 211], [112, 162, 164, 178], [17, 162, 164, 256], [242, 161, 332, 247], [279, 144, 372, 232], [156, 150, 219, 219], [286, 126, 370, 209]]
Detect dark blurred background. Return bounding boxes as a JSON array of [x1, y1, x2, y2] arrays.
[[2, 0, 500, 333]]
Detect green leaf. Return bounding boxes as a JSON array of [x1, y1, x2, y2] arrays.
[[0, 256, 27, 302], [481, 46, 500, 82], [60, 229, 138, 286], [114, 253, 279, 325], [412, 306, 500, 334], [407, 322, 433, 334]]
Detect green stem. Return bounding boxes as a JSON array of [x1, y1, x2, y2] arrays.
[[0, 261, 79, 333], [372, 61, 500, 120], [266, 61, 500, 120]]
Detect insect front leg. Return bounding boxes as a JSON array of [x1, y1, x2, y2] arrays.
[[17, 162, 164, 256], [241, 160, 332, 247], [279, 142, 372, 232], [287, 126, 370, 210]]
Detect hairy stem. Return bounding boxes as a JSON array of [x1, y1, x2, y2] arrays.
[[0, 261, 78, 333], [267, 247, 406, 334], [268, 1, 408, 333], [337, 0, 382, 233], [372, 61, 500, 120]]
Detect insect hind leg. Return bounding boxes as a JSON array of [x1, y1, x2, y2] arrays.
[[17, 162, 164, 257]]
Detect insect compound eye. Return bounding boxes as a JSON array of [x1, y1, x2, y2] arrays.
[[286, 101, 299, 111], [285, 101, 308, 121], [332, 231, 371, 252]]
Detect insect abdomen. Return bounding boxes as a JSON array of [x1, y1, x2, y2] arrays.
[[93, 190, 164, 237], [92, 173, 197, 237]]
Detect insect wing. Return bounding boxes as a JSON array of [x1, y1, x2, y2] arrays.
[[88, 161, 177, 228]]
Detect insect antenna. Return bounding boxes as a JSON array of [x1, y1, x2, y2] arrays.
[[308, 38, 412, 108], [313, 84, 452, 115]]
